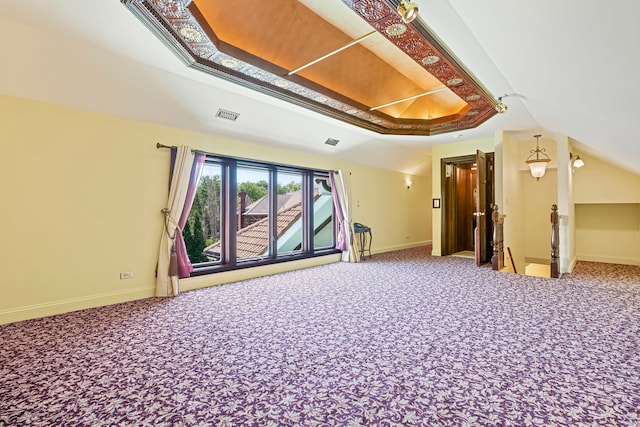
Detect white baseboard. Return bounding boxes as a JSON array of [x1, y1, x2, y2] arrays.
[[1, 243, 436, 325], [374, 240, 433, 255], [566, 255, 578, 273], [0, 287, 155, 325], [181, 253, 342, 292], [577, 253, 639, 266], [184, 242, 434, 293]]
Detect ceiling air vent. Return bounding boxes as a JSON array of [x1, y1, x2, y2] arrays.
[[215, 109, 240, 121], [324, 138, 340, 146]]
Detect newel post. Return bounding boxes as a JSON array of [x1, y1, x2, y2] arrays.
[[550, 204, 560, 278], [491, 204, 504, 271]]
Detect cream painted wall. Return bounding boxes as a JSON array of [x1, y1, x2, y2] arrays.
[[348, 166, 431, 254], [503, 135, 565, 271], [572, 150, 640, 265], [520, 136, 558, 264], [557, 136, 576, 273], [573, 152, 640, 204], [500, 132, 526, 273], [576, 204, 640, 266], [431, 137, 495, 256], [0, 95, 432, 324], [521, 169, 557, 262]]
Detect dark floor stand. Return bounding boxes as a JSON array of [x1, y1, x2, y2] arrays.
[[354, 225, 372, 261]]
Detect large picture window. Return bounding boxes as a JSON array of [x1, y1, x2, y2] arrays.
[[182, 154, 337, 275]]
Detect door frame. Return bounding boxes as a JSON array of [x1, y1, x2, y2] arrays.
[[475, 149, 487, 266], [440, 154, 476, 256], [440, 153, 494, 260]]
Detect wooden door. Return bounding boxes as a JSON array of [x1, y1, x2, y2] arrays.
[[474, 150, 487, 266]]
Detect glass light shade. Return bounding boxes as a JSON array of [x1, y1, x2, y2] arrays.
[[573, 156, 584, 168], [527, 159, 550, 180]]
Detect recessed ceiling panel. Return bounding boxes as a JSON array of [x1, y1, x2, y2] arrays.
[[196, 0, 351, 72], [123, 0, 500, 135], [296, 46, 429, 111]]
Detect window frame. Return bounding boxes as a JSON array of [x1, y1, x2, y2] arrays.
[[189, 154, 339, 277]]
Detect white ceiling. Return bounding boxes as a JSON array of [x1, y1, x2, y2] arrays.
[[1, 1, 639, 176]]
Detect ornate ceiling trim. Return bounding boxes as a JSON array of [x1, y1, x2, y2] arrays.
[[123, 0, 499, 135]]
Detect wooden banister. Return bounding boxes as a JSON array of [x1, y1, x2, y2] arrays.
[[506, 247, 517, 274], [491, 204, 504, 271], [550, 204, 560, 278]]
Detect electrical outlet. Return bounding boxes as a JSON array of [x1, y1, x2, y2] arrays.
[[120, 271, 134, 280]]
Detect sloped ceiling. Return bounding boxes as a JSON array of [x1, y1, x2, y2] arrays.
[[1, 1, 639, 176]]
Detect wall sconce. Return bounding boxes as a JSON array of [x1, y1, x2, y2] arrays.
[[397, 0, 419, 23], [406, 179, 413, 189], [571, 153, 585, 169], [525, 134, 551, 180]]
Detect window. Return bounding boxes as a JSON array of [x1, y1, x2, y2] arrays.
[[313, 174, 334, 250], [236, 164, 271, 262], [183, 154, 337, 275], [275, 170, 303, 255]]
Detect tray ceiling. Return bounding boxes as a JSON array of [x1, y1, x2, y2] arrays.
[[124, 0, 501, 135]]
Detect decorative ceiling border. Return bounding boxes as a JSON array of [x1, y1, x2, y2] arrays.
[[123, 0, 499, 135]]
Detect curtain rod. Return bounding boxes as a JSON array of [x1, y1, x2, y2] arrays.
[[157, 142, 337, 173], [156, 143, 208, 155]]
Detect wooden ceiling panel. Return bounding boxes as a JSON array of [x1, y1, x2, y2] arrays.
[[405, 94, 467, 120], [358, 35, 445, 91], [297, 44, 428, 113], [377, 90, 468, 120], [194, 0, 354, 72]]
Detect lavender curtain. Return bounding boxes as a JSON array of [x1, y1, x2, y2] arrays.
[[156, 146, 204, 297], [330, 170, 357, 262], [176, 151, 205, 278], [329, 173, 347, 252]]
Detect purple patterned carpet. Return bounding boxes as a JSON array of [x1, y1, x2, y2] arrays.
[[1, 247, 640, 426]]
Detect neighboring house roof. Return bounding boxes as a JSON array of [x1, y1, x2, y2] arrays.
[[244, 191, 302, 215], [204, 201, 303, 259]]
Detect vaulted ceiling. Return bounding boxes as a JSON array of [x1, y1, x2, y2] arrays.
[[1, 1, 639, 176]]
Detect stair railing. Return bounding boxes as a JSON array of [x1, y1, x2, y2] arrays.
[[491, 204, 504, 271], [550, 204, 560, 278]]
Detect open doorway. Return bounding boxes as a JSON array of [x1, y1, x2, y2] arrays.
[[441, 152, 494, 264]]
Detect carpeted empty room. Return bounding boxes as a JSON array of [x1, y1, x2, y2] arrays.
[[1, 247, 639, 426]]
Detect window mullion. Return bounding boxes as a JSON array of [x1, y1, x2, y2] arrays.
[[303, 173, 313, 253], [226, 159, 238, 267], [268, 168, 278, 258]]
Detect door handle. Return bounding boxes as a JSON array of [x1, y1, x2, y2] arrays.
[[473, 212, 485, 217]]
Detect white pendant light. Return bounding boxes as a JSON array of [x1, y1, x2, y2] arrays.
[[525, 134, 551, 180]]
